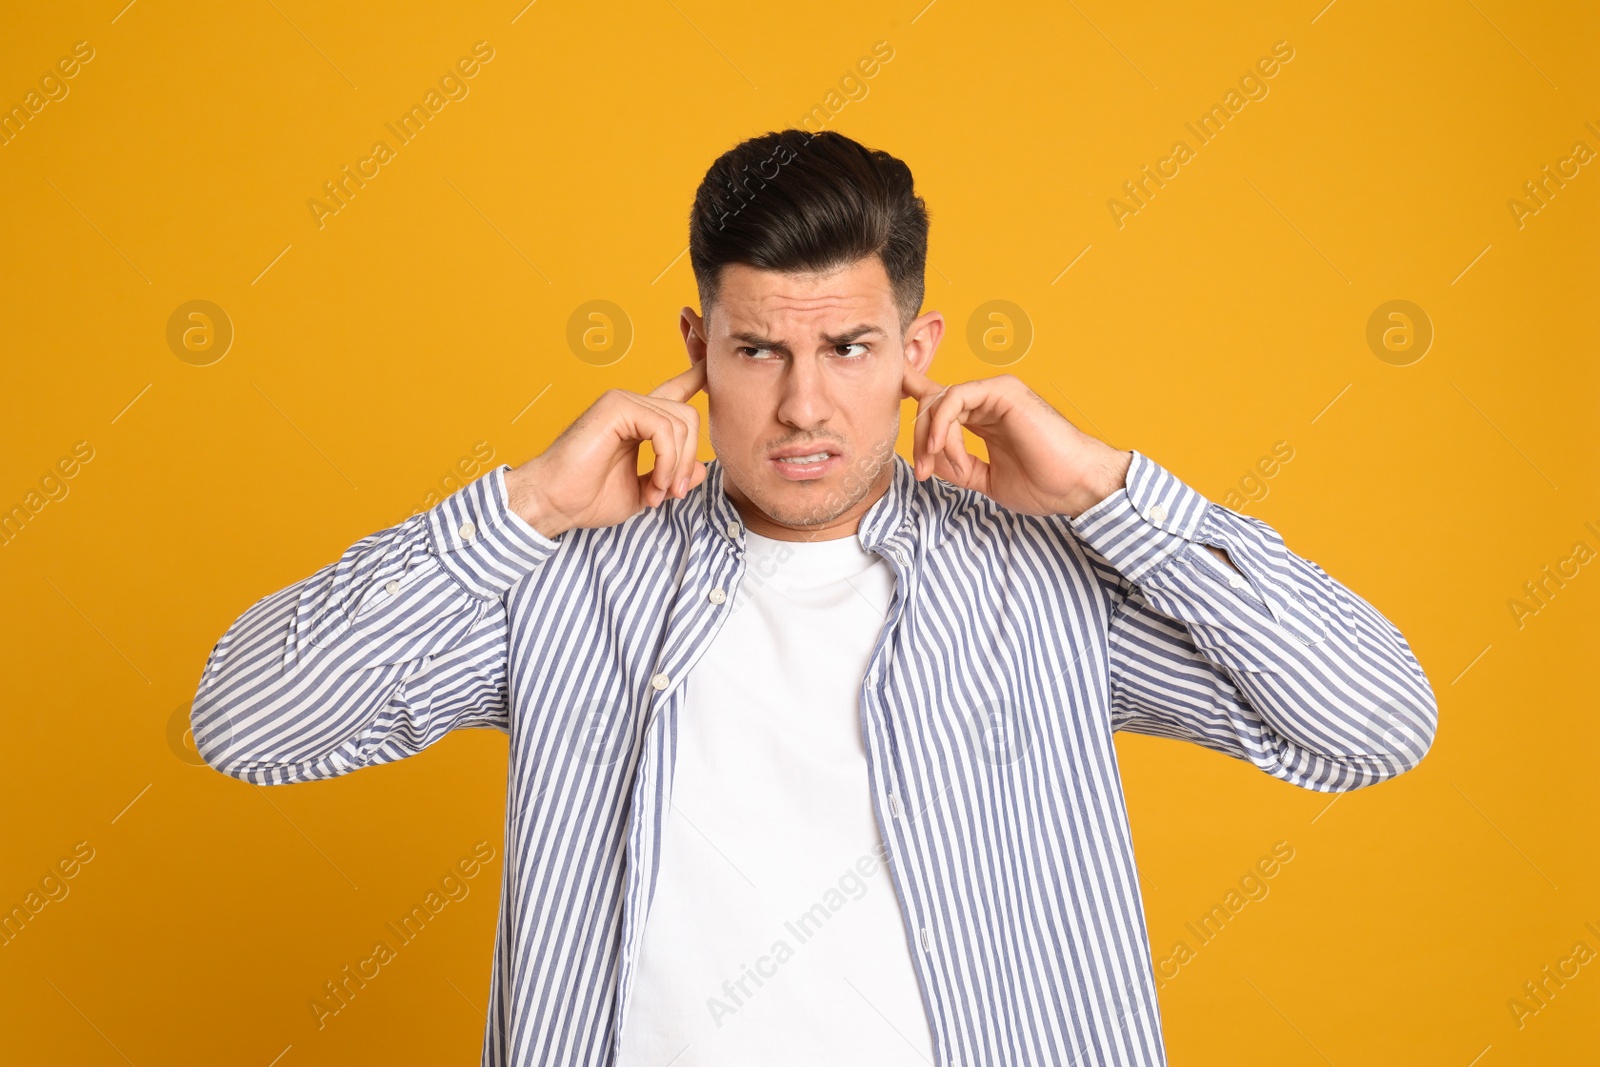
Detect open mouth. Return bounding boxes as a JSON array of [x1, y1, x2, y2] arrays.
[[768, 449, 843, 480]]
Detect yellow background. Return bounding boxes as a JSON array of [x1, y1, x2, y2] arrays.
[[2, 0, 1596, 1062]]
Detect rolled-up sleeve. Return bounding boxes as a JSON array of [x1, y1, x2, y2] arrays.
[[190, 464, 562, 785], [1067, 449, 1438, 792]]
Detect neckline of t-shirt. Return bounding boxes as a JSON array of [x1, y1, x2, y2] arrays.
[[742, 528, 885, 584], [744, 528, 868, 554]]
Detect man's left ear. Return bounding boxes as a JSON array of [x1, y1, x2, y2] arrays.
[[903, 310, 944, 375]]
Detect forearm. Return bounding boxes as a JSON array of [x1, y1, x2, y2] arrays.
[[1069, 451, 1439, 788], [1064, 446, 1240, 579], [190, 465, 561, 783], [1142, 538, 1435, 783], [190, 573, 481, 784]]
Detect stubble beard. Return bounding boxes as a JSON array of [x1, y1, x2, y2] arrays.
[[720, 417, 901, 531]]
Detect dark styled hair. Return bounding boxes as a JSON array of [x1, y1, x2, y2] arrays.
[[688, 129, 930, 332]]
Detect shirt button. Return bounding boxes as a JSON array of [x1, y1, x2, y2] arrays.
[[651, 672, 671, 690], [724, 520, 741, 539], [385, 580, 400, 596], [1228, 575, 1246, 589], [458, 521, 477, 540], [1147, 503, 1168, 524], [708, 588, 726, 605]]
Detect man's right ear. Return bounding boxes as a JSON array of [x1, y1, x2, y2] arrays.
[[679, 307, 708, 365]]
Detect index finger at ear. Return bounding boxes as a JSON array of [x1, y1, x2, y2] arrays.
[[901, 358, 943, 403], [649, 360, 707, 403], [928, 386, 971, 454]]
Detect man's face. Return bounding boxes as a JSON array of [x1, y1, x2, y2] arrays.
[[679, 255, 944, 540]]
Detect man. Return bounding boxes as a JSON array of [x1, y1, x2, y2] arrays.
[[191, 128, 1438, 1066]]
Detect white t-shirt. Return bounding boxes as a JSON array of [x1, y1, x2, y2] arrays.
[[617, 528, 935, 1066]]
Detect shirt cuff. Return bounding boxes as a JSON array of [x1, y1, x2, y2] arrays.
[[425, 464, 563, 599], [1068, 449, 1207, 585]]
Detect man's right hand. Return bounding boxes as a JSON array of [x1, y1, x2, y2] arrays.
[[503, 361, 709, 540]]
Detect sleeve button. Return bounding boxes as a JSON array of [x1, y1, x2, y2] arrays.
[[1147, 503, 1169, 524], [385, 580, 400, 596]]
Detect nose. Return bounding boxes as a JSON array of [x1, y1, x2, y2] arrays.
[[774, 352, 835, 431]]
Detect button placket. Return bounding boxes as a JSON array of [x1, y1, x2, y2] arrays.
[[649, 524, 736, 707]]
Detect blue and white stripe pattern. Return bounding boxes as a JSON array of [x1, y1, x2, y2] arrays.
[[191, 448, 1438, 1066]]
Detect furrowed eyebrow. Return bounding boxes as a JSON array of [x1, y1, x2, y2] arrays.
[[730, 331, 791, 355], [729, 324, 885, 354], [822, 324, 885, 345]]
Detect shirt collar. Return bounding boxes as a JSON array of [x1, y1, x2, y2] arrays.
[[701, 451, 931, 556]]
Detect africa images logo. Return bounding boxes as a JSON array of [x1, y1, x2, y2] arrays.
[[965, 697, 1034, 766]]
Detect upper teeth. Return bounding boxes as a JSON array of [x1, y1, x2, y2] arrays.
[[778, 452, 831, 464]]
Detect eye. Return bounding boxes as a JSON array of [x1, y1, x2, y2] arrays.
[[835, 343, 869, 359], [737, 346, 777, 360]]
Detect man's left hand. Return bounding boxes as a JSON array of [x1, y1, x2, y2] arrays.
[[902, 364, 1133, 520]]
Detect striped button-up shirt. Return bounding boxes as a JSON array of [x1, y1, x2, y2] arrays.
[[191, 448, 1438, 1066]]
